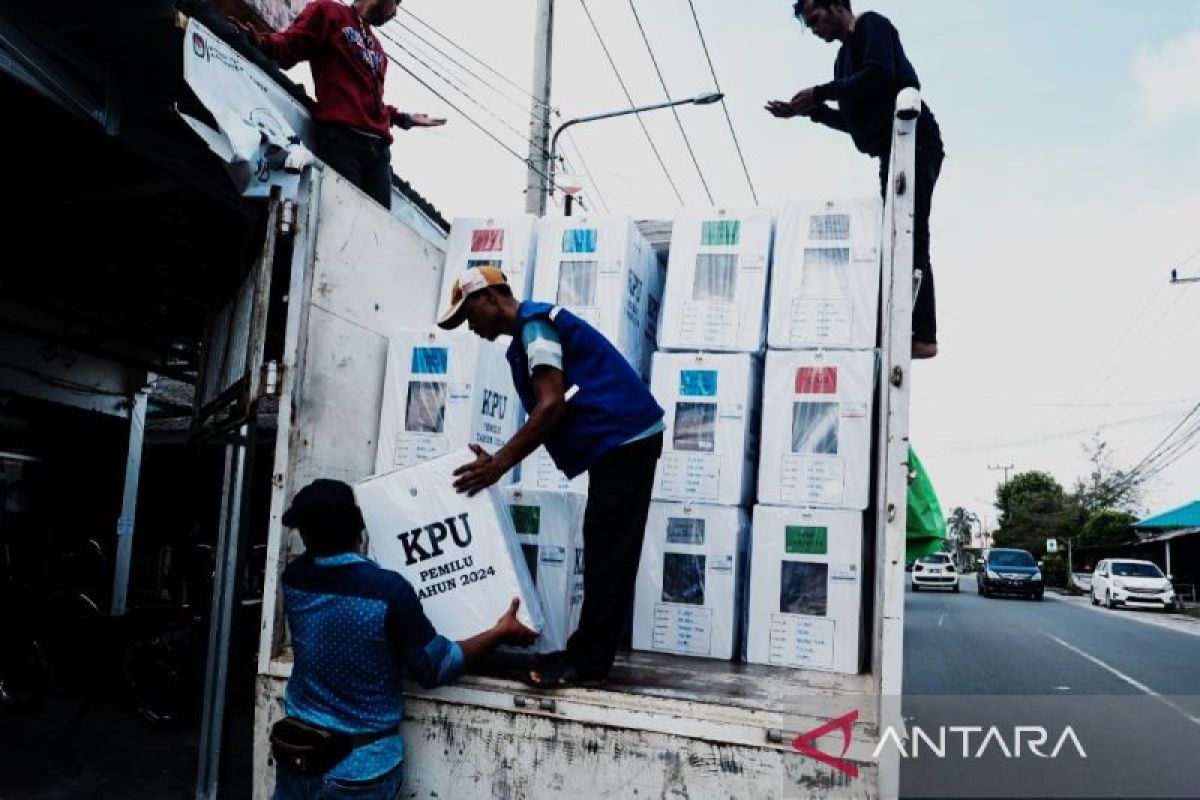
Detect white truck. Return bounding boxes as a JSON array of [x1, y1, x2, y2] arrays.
[[249, 92, 923, 799]]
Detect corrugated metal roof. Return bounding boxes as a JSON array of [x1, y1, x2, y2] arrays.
[[1136, 500, 1200, 530]]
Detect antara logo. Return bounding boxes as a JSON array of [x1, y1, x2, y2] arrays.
[[792, 710, 860, 778], [397, 513, 474, 565]]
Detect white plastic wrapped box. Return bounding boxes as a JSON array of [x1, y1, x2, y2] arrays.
[[531, 216, 654, 376], [632, 502, 748, 660], [658, 209, 773, 352], [503, 488, 586, 654], [650, 352, 760, 506], [374, 328, 519, 483], [356, 449, 545, 641], [767, 199, 882, 350], [745, 505, 862, 674], [757, 349, 875, 510], [440, 216, 538, 302]]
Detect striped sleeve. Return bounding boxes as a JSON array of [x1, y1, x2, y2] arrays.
[[521, 319, 563, 375]]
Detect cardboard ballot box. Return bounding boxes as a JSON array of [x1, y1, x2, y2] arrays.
[[632, 502, 748, 660], [531, 216, 655, 376], [440, 216, 539, 302], [356, 449, 545, 642], [757, 349, 875, 510], [519, 446, 589, 494], [503, 488, 586, 654], [375, 329, 518, 481], [650, 352, 760, 506], [767, 198, 881, 350], [745, 505, 862, 674], [658, 209, 773, 352]]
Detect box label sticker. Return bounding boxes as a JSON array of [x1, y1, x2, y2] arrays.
[[679, 370, 719, 397], [786, 526, 828, 555], [470, 228, 505, 253], [655, 451, 722, 503], [652, 604, 713, 656], [509, 504, 541, 536], [701, 219, 741, 247], [795, 366, 838, 395], [768, 614, 835, 669], [410, 347, 449, 375]]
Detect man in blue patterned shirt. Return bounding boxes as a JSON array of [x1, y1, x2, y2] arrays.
[[274, 479, 536, 798]]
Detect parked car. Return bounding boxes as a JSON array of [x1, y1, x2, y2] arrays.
[[1090, 559, 1177, 612], [977, 548, 1043, 600], [911, 553, 959, 592]]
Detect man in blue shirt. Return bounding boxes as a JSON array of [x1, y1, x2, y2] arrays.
[[437, 266, 665, 688], [767, 0, 945, 360], [275, 478, 536, 798]]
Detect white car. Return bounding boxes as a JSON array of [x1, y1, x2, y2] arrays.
[[911, 553, 959, 592], [1090, 558, 1177, 612]]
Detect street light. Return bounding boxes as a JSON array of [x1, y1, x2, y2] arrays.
[[547, 92, 724, 214]]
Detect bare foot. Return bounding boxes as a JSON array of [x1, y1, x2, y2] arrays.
[[912, 341, 938, 360]]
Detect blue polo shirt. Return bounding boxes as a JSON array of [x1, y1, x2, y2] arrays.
[[282, 552, 464, 781]]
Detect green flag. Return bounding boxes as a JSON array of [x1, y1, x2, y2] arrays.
[[907, 445, 946, 561]]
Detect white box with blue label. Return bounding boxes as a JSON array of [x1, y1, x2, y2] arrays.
[[650, 352, 760, 507], [503, 488, 586, 654], [745, 505, 862, 674], [767, 198, 881, 350], [375, 328, 519, 482], [440, 216, 539, 302], [531, 216, 654, 378], [356, 449, 545, 642], [757, 349, 875, 510], [632, 502, 749, 660], [658, 208, 773, 352]]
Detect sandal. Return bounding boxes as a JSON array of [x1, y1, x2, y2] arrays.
[[525, 662, 607, 689]]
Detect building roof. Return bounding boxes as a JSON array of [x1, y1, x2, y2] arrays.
[[1136, 500, 1200, 530]]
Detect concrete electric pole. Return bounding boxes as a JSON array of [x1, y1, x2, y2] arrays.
[[524, 0, 554, 216], [988, 463, 1015, 484]]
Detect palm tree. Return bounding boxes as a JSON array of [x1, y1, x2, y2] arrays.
[[946, 507, 980, 555]]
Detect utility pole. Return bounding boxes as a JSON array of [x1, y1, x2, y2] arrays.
[[988, 463, 1015, 484], [1169, 268, 1200, 284], [524, 0, 554, 216]]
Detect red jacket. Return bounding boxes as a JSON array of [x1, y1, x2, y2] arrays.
[[256, 0, 411, 141]]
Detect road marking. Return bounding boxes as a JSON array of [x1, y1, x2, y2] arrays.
[[937, 612, 946, 627], [1044, 633, 1200, 727]]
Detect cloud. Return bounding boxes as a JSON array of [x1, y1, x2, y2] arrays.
[[1133, 30, 1200, 126]]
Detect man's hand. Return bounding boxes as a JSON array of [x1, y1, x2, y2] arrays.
[[407, 113, 447, 128], [790, 87, 820, 113], [452, 444, 507, 496], [765, 99, 801, 118], [494, 598, 538, 646]]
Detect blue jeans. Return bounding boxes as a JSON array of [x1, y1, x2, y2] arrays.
[[274, 761, 404, 800]]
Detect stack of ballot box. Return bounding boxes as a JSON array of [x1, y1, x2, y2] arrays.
[[356, 449, 546, 641], [374, 328, 520, 485]]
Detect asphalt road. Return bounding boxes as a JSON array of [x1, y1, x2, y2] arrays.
[[900, 574, 1200, 799]]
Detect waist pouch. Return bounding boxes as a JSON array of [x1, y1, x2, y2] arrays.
[[270, 716, 398, 776]]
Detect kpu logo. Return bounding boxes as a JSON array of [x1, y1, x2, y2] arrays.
[[192, 33, 208, 59], [396, 512, 474, 565]]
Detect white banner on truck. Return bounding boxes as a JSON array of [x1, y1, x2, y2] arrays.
[[356, 449, 545, 641], [180, 19, 314, 198]]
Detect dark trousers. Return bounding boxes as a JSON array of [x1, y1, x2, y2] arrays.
[[879, 147, 943, 344], [315, 122, 393, 209], [566, 432, 663, 677]]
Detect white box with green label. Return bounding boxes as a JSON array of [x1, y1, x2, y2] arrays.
[[440, 216, 539, 302], [650, 352, 760, 507], [767, 198, 881, 350], [632, 502, 749, 660], [531, 216, 655, 377], [375, 328, 519, 482], [757, 349, 875, 510], [745, 505, 862, 674], [658, 209, 773, 352], [503, 487, 587, 655]]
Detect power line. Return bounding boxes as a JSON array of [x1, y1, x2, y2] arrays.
[[626, 0, 714, 204], [397, 6, 555, 114], [577, 0, 686, 206], [562, 130, 610, 213], [683, 0, 758, 204], [375, 40, 562, 192]]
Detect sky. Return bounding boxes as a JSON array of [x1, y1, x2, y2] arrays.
[[290, 0, 1200, 531]]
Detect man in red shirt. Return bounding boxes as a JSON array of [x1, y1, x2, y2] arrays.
[[235, 0, 444, 209]]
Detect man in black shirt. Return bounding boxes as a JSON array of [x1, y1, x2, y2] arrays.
[[768, 0, 944, 360]]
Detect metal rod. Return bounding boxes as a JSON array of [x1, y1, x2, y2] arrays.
[[110, 385, 148, 615]]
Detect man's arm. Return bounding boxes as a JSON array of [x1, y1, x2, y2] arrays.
[[812, 14, 896, 104], [387, 107, 447, 131], [807, 103, 850, 132], [234, 1, 329, 68]]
